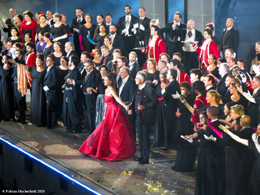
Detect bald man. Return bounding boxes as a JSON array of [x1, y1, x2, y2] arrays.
[[3, 8, 17, 38], [220, 18, 240, 57]]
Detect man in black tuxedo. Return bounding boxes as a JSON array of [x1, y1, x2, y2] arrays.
[[218, 63, 230, 96], [204, 75, 216, 92], [118, 66, 137, 139], [43, 55, 57, 129], [161, 12, 186, 58], [2, 8, 16, 38], [128, 51, 141, 79], [105, 14, 115, 34], [180, 20, 204, 73], [110, 25, 125, 52], [75, 59, 100, 132], [115, 56, 128, 90], [132, 7, 151, 67], [71, 8, 86, 57], [128, 71, 158, 164], [100, 45, 113, 66], [220, 18, 240, 57], [93, 14, 109, 38], [65, 42, 77, 58], [64, 55, 82, 133], [117, 5, 138, 57], [46, 10, 54, 28], [78, 51, 91, 78]]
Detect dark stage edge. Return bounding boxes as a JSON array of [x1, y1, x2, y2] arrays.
[[0, 122, 195, 195]]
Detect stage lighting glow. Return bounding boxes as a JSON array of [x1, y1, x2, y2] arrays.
[[0, 137, 102, 195]]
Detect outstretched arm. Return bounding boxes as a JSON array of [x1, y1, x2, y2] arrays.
[[110, 88, 128, 110], [219, 124, 249, 146]]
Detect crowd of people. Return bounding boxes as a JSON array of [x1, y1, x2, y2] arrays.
[[0, 5, 260, 195]]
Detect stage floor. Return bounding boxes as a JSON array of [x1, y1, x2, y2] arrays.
[[0, 121, 195, 195]]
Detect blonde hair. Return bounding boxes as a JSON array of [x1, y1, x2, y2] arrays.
[[147, 59, 157, 69], [231, 104, 244, 116], [208, 90, 221, 104]]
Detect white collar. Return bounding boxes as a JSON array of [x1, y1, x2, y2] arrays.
[[138, 83, 146, 90], [129, 61, 135, 66], [227, 26, 233, 31], [123, 75, 130, 82], [254, 88, 260, 94], [47, 65, 53, 71], [211, 119, 218, 122], [77, 16, 83, 20], [252, 133, 260, 153], [140, 16, 145, 20], [106, 22, 112, 25], [206, 86, 213, 90], [86, 69, 94, 74], [187, 28, 195, 34], [160, 68, 167, 72]]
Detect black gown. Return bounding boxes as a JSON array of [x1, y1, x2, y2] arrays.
[[35, 24, 50, 35], [146, 71, 160, 89], [56, 66, 69, 119], [29, 67, 47, 126], [50, 24, 68, 51], [153, 85, 170, 148], [51, 53, 64, 66], [8, 37, 22, 45], [204, 66, 221, 80], [0, 66, 14, 121], [93, 34, 105, 50], [43, 45, 53, 68], [79, 24, 96, 53], [173, 93, 196, 172], [248, 135, 260, 195]]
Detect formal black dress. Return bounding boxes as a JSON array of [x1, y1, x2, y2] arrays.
[[204, 67, 221, 80], [146, 71, 160, 89], [29, 67, 47, 126], [173, 93, 196, 172], [51, 53, 63, 66], [43, 45, 53, 68], [8, 37, 22, 45], [0, 66, 14, 121], [79, 24, 96, 53], [50, 24, 68, 50], [248, 134, 260, 195], [93, 34, 105, 50], [56, 67, 69, 119], [35, 24, 50, 40], [153, 85, 169, 148]]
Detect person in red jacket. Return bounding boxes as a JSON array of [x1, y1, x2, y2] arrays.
[[141, 25, 166, 69], [193, 28, 219, 71], [19, 10, 37, 43], [170, 59, 191, 84], [25, 42, 37, 67]]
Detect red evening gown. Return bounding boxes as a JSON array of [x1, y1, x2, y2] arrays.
[[79, 95, 136, 161]]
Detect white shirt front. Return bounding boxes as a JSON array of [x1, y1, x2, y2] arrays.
[[119, 75, 129, 95], [182, 29, 196, 52]]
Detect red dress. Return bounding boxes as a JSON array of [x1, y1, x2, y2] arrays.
[[193, 39, 219, 70], [79, 95, 136, 161], [19, 18, 37, 43]]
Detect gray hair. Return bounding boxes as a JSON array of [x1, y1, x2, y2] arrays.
[[100, 45, 109, 51], [137, 71, 147, 81], [221, 63, 230, 72], [66, 42, 74, 50], [122, 66, 131, 75]]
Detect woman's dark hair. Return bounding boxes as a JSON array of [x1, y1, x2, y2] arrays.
[[151, 25, 159, 32], [170, 69, 177, 80], [159, 71, 167, 83], [23, 10, 33, 18], [180, 82, 191, 92], [104, 35, 112, 43], [2, 55, 11, 64], [10, 27, 18, 34], [44, 32, 50, 39], [16, 14, 23, 22], [38, 31, 44, 36], [205, 23, 214, 31], [106, 73, 116, 89], [61, 56, 68, 63], [209, 54, 216, 61], [36, 54, 44, 61], [225, 102, 234, 111], [40, 14, 47, 19], [53, 13, 62, 20], [99, 65, 108, 72], [25, 33, 32, 39], [85, 14, 93, 22], [199, 111, 208, 124], [193, 80, 207, 97], [99, 24, 106, 30], [13, 42, 22, 49], [206, 75, 217, 89], [204, 28, 212, 37]]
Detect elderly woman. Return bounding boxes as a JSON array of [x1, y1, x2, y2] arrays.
[[19, 10, 37, 42]]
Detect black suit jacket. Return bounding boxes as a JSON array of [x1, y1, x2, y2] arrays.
[[117, 14, 138, 36], [64, 67, 81, 101], [111, 33, 125, 51], [76, 70, 98, 94], [217, 73, 228, 96], [119, 77, 137, 106], [180, 29, 204, 48], [3, 18, 16, 38], [220, 27, 240, 53], [162, 22, 186, 43], [129, 62, 141, 79], [248, 89, 260, 128], [43, 66, 57, 104], [102, 53, 113, 66], [66, 50, 78, 58], [131, 85, 158, 125], [133, 17, 151, 46], [71, 18, 86, 38]]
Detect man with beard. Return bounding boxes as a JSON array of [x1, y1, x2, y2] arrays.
[[110, 24, 125, 51], [63, 55, 82, 133], [65, 42, 77, 58], [117, 5, 137, 57], [128, 51, 141, 79]]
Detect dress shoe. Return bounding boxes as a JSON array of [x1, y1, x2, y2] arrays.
[[138, 160, 149, 165]]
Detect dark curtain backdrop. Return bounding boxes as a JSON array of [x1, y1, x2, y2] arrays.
[[215, 0, 260, 71]]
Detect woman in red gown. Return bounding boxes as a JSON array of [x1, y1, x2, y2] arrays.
[[79, 74, 136, 161]]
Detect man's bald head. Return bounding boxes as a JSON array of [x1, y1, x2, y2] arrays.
[[240, 115, 251, 127], [226, 18, 234, 28]]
